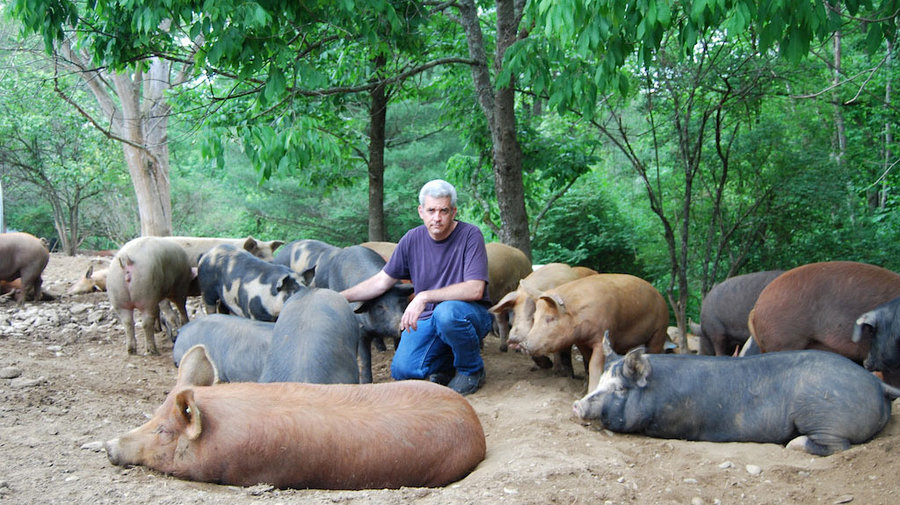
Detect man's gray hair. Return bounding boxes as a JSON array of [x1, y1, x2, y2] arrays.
[[418, 179, 457, 207]]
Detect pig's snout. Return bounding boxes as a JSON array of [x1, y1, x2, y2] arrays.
[[572, 400, 587, 420]]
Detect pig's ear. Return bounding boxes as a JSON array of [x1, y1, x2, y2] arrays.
[[175, 389, 203, 440], [520, 279, 541, 298], [84, 265, 94, 278], [301, 267, 316, 286], [601, 330, 622, 361], [852, 310, 879, 343], [177, 345, 219, 387], [393, 283, 414, 297], [351, 300, 370, 314], [490, 290, 518, 315], [538, 293, 567, 316], [622, 347, 651, 387]]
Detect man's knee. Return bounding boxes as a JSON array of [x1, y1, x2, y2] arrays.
[[432, 301, 490, 339], [390, 359, 424, 381]]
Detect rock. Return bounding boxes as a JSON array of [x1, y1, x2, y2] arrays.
[[0, 366, 22, 379], [718, 461, 734, 469], [70, 303, 92, 315], [10, 376, 44, 388], [745, 464, 762, 476]]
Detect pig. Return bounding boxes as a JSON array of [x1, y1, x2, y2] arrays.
[[512, 273, 668, 392], [67, 264, 109, 294], [164, 236, 284, 267], [485, 242, 533, 349], [695, 270, 784, 356], [490, 263, 598, 376], [309, 245, 413, 383], [105, 344, 487, 489], [853, 296, 900, 386], [573, 342, 900, 456], [0, 278, 55, 301], [0, 232, 50, 306], [491, 263, 597, 350], [107, 236, 193, 355], [359, 241, 397, 262], [748, 261, 900, 386], [197, 243, 304, 321], [173, 314, 274, 383], [272, 239, 340, 284], [259, 287, 361, 384]]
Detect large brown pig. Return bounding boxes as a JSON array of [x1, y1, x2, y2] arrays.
[[359, 240, 397, 262], [490, 263, 598, 376], [164, 236, 284, 267], [485, 242, 533, 347], [107, 237, 194, 355], [0, 232, 50, 306], [106, 345, 487, 489], [748, 261, 900, 386], [513, 273, 669, 392]]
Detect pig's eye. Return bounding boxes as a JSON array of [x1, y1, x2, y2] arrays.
[[153, 424, 174, 442]]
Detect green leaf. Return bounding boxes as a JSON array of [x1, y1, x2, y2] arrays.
[[865, 22, 883, 54]]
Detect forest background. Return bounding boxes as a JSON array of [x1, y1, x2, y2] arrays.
[[0, 0, 898, 342]]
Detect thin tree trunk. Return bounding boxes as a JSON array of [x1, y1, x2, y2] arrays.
[[883, 39, 893, 210], [367, 55, 388, 241], [832, 28, 847, 165]]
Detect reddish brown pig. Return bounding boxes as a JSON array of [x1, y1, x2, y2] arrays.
[[490, 263, 597, 376], [67, 264, 109, 294], [107, 237, 193, 355], [0, 232, 50, 306], [514, 273, 669, 392], [485, 242, 533, 348], [748, 261, 900, 386], [105, 345, 487, 489]]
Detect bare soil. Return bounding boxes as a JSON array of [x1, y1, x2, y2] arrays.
[[0, 253, 897, 505]]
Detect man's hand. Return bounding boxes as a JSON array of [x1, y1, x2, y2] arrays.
[[401, 292, 428, 332]]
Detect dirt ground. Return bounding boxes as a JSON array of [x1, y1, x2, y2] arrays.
[[0, 253, 897, 505]]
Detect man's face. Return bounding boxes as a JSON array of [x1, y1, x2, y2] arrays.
[[418, 195, 457, 241]]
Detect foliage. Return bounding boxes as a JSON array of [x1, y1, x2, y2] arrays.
[[509, 0, 899, 116], [530, 176, 645, 275], [0, 28, 125, 252]]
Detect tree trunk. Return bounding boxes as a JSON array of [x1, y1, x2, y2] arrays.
[[58, 45, 177, 238], [832, 28, 847, 165], [367, 55, 388, 241], [457, 0, 531, 258], [882, 39, 893, 210]]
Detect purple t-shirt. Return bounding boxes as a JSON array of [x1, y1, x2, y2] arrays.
[[384, 221, 490, 319]]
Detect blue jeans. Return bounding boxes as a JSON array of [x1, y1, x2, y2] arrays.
[[390, 301, 493, 380]]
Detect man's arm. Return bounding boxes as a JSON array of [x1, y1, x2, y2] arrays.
[[340, 270, 399, 302], [401, 279, 486, 331]]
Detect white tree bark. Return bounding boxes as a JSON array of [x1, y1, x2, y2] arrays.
[[56, 42, 190, 237]]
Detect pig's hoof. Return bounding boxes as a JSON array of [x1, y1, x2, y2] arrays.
[[499, 344, 508, 353]]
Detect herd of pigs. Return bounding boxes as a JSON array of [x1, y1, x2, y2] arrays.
[[3, 230, 900, 490]]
